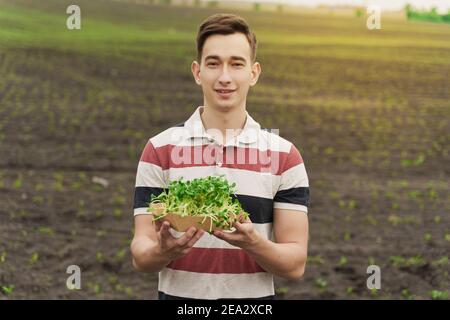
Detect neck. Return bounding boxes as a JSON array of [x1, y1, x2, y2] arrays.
[[200, 105, 247, 144]]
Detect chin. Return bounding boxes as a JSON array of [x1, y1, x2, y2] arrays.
[[216, 103, 235, 110]]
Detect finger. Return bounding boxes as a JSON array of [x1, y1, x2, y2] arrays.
[[214, 230, 235, 242], [234, 221, 244, 232], [181, 246, 193, 256], [237, 213, 251, 223], [185, 229, 205, 248], [234, 220, 251, 231], [159, 221, 175, 241], [154, 219, 163, 232], [176, 227, 197, 247]]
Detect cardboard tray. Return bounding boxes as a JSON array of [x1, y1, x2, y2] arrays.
[[149, 203, 243, 233]]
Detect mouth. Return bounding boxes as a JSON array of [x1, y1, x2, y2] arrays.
[[215, 89, 236, 99]]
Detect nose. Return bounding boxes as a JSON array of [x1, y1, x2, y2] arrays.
[[218, 65, 232, 85]]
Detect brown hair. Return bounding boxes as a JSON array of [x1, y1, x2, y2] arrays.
[[196, 13, 257, 63]]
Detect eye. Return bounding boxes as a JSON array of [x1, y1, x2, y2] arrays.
[[233, 63, 244, 67], [207, 62, 218, 67]]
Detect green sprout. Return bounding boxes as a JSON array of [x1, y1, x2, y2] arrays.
[[430, 290, 448, 300], [315, 278, 328, 289], [147, 175, 249, 233], [275, 287, 289, 295], [1, 285, 14, 296]]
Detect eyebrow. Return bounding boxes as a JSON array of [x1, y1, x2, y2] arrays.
[[204, 55, 247, 63]]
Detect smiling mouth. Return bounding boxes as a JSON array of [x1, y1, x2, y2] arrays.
[[215, 89, 236, 94]]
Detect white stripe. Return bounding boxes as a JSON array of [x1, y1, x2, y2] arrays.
[[158, 268, 274, 299], [135, 161, 167, 187], [150, 126, 292, 153], [273, 202, 308, 213], [259, 130, 292, 153], [151, 127, 186, 148], [167, 223, 273, 249], [134, 207, 151, 216], [278, 163, 309, 190], [166, 166, 280, 199]]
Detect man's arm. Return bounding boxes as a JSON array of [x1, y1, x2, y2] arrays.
[[131, 215, 205, 273], [245, 208, 308, 280], [130, 215, 172, 273], [214, 208, 308, 281]]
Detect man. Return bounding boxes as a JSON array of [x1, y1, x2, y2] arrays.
[[131, 13, 310, 300]]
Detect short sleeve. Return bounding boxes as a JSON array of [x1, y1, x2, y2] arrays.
[[133, 139, 167, 216], [273, 143, 310, 213]]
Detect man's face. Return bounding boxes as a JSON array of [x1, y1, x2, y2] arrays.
[[191, 33, 261, 111]]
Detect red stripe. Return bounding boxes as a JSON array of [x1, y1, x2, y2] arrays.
[[167, 247, 266, 274], [140, 144, 303, 175], [284, 144, 304, 172], [140, 141, 159, 164]]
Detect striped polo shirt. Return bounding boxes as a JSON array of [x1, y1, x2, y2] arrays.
[[133, 106, 310, 299]]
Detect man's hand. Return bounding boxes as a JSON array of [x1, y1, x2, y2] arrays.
[[213, 217, 262, 250], [154, 220, 205, 260]]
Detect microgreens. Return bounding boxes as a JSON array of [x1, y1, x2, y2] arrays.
[[147, 175, 249, 232]]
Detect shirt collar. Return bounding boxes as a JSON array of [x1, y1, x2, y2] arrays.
[[183, 106, 260, 145]]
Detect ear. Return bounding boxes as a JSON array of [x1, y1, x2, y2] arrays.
[[250, 62, 261, 87], [191, 60, 202, 85]]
